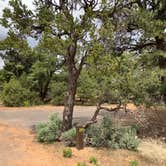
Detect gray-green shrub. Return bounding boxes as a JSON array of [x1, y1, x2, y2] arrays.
[[61, 127, 76, 146], [36, 113, 62, 143], [85, 117, 139, 150]]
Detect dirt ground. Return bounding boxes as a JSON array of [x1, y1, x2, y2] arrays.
[[1, 123, 164, 166], [0, 105, 166, 166]]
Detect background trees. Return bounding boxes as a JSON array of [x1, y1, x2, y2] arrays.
[[0, 0, 165, 130]]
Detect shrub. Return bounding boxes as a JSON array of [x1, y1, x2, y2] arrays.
[[129, 160, 139, 166], [77, 162, 86, 166], [118, 128, 139, 150], [85, 117, 139, 150], [61, 127, 76, 146], [89, 156, 98, 165], [1, 78, 34, 106], [85, 117, 115, 147], [36, 113, 62, 143], [63, 148, 72, 158]]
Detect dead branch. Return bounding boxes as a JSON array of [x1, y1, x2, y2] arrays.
[[91, 102, 123, 122], [81, 102, 123, 129]]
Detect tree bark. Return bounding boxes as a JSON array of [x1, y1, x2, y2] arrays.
[[62, 41, 79, 131], [63, 73, 77, 131]]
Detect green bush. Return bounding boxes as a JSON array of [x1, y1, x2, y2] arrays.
[[61, 127, 76, 146], [77, 162, 86, 166], [89, 156, 98, 165], [63, 148, 72, 158], [118, 128, 139, 150], [1, 78, 34, 106], [36, 113, 62, 143], [86, 124, 104, 147], [129, 160, 139, 166], [85, 117, 139, 150]]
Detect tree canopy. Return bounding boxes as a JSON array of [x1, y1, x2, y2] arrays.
[[0, 0, 165, 130]]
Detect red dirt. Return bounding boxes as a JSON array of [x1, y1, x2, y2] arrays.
[[0, 104, 165, 166], [0, 123, 157, 166]]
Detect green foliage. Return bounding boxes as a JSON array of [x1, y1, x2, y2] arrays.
[[0, 0, 165, 135], [86, 117, 139, 151], [89, 156, 98, 165], [50, 81, 66, 105], [1, 78, 34, 106], [27, 44, 60, 102], [77, 162, 86, 166], [0, 32, 34, 79], [77, 70, 97, 105], [108, 127, 139, 151], [61, 127, 76, 146], [129, 160, 139, 166], [36, 113, 62, 143], [0, 0, 33, 33], [63, 148, 72, 158], [82, 52, 164, 106]]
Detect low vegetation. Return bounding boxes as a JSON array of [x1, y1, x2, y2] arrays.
[[35, 113, 139, 151], [77, 162, 86, 166], [61, 127, 76, 146], [35, 113, 62, 143], [63, 148, 72, 158], [89, 156, 100, 166], [129, 160, 139, 166], [86, 117, 139, 150]]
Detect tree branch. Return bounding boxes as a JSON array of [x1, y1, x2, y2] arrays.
[[76, 50, 88, 77], [81, 102, 123, 129]]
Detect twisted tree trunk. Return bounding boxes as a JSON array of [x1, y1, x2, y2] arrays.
[[62, 41, 79, 131]]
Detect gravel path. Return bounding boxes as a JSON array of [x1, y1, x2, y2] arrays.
[[0, 106, 96, 128]]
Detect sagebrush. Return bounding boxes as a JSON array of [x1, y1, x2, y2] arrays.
[[85, 117, 139, 150], [36, 113, 62, 143]]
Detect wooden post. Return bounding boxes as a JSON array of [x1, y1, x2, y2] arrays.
[[76, 125, 84, 150]]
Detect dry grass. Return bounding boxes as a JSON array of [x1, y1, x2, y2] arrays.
[[138, 139, 166, 165]]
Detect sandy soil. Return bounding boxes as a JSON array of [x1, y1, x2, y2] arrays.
[[0, 104, 165, 166], [0, 123, 160, 166]]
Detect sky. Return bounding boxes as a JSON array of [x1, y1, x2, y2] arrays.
[[0, 0, 34, 69]]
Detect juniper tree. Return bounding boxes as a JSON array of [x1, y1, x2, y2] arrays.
[[1, 0, 165, 131], [112, 0, 166, 103], [1, 0, 128, 130]]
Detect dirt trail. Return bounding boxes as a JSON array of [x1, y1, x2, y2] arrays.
[[0, 105, 96, 128], [0, 124, 157, 166], [0, 124, 60, 166], [0, 105, 165, 166]]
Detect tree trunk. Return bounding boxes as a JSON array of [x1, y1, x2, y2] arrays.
[[62, 41, 78, 131], [63, 74, 77, 131], [40, 72, 53, 102]]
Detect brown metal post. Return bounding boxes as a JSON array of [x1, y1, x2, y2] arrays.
[[76, 126, 84, 150]]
